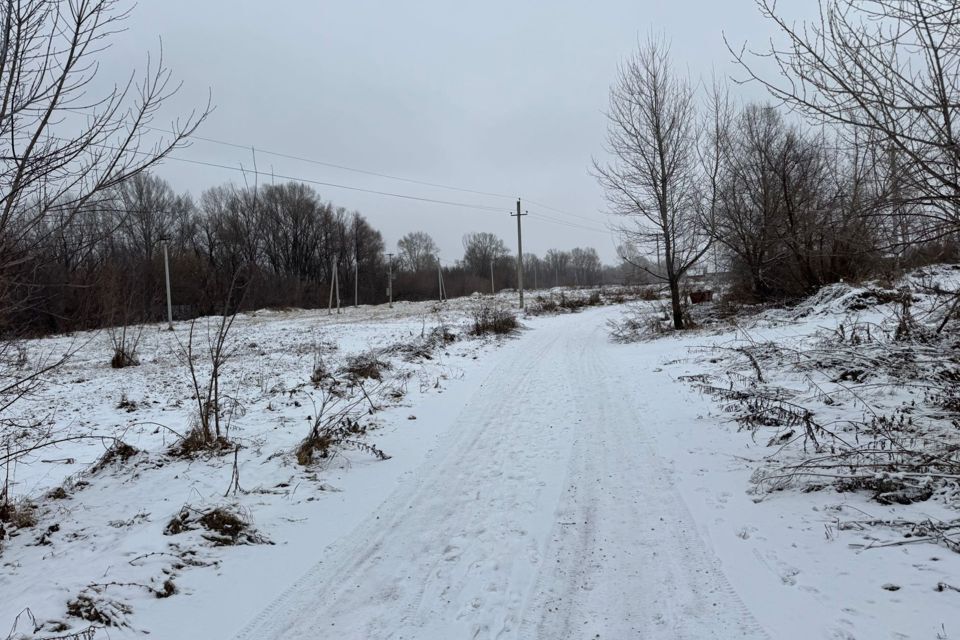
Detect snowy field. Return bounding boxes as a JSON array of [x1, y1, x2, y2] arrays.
[[2, 280, 960, 639]]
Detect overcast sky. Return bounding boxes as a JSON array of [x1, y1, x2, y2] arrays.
[[102, 1, 807, 263]]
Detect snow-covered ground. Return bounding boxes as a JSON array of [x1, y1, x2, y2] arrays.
[[2, 282, 960, 639]]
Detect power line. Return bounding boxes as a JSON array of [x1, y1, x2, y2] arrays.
[[42, 134, 509, 215], [40, 132, 614, 235], [163, 155, 508, 214], [524, 198, 606, 225], [527, 210, 611, 234], [147, 125, 608, 227], [145, 126, 517, 201]]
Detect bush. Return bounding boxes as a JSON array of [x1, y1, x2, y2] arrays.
[[110, 347, 139, 368], [607, 302, 692, 342], [471, 300, 519, 335], [67, 591, 132, 627], [342, 351, 392, 381], [164, 505, 269, 546], [637, 286, 661, 301], [532, 296, 559, 314], [310, 356, 331, 388], [169, 426, 232, 458], [390, 326, 457, 362], [0, 498, 38, 529], [89, 440, 139, 473], [296, 413, 389, 466], [108, 325, 143, 368]]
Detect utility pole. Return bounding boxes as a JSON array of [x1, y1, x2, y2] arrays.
[[354, 258, 359, 307], [162, 238, 173, 330], [387, 253, 394, 308], [437, 256, 445, 302], [511, 198, 527, 309], [490, 259, 495, 295], [328, 255, 341, 315], [335, 259, 341, 314]]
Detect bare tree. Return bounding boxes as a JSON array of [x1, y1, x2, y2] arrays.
[[731, 0, 960, 241], [715, 104, 790, 298], [178, 304, 238, 451], [460, 232, 508, 278], [594, 35, 711, 329], [544, 249, 570, 287], [522, 252, 543, 290], [715, 104, 882, 299], [0, 1, 208, 292], [569, 247, 602, 286], [0, 0, 207, 512], [699, 74, 734, 274], [397, 231, 439, 273]]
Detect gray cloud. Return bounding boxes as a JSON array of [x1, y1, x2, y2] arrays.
[[102, 1, 805, 262]]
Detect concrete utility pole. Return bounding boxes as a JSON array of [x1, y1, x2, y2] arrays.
[[511, 198, 527, 309], [490, 260, 495, 295], [387, 253, 394, 308], [437, 256, 445, 302], [354, 258, 359, 307], [336, 266, 341, 314], [328, 255, 341, 315], [161, 238, 173, 330]]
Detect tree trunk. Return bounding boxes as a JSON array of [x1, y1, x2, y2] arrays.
[[668, 275, 684, 330]]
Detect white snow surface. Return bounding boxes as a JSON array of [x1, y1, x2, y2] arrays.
[[2, 287, 959, 639]]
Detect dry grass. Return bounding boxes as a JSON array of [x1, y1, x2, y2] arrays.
[[342, 352, 392, 382], [168, 425, 233, 458], [89, 441, 139, 474], [164, 505, 269, 546], [0, 498, 38, 529], [471, 300, 519, 335]]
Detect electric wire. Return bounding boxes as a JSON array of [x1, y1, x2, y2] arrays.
[[164, 155, 508, 213], [38, 132, 615, 236], [145, 125, 607, 227], [144, 126, 518, 201]]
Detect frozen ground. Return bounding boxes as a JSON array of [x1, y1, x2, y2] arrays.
[[2, 285, 959, 639]]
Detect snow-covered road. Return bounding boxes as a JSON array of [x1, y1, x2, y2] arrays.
[[232, 309, 767, 640]]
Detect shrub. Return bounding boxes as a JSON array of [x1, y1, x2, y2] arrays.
[[342, 351, 392, 381], [637, 286, 660, 301], [108, 324, 143, 368], [471, 300, 519, 335], [310, 357, 331, 388], [0, 498, 38, 529], [67, 591, 132, 627], [533, 296, 559, 314], [296, 391, 390, 466], [89, 441, 139, 473], [169, 426, 232, 458], [390, 326, 457, 362], [116, 393, 137, 412], [164, 505, 269, 546], [110, 347, 139, 369], [296, 414, 389, 466]]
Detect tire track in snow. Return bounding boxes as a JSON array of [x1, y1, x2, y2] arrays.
[[232, 326, 575, 640], [520, 320, 769, 639], [232, 311, 770, 639]]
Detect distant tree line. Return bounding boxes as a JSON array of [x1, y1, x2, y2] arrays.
[[393, 230, 626, 301], [5, 170, 626, 335]]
